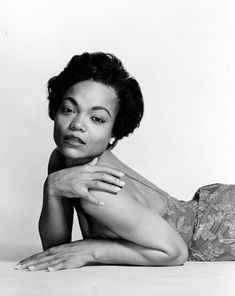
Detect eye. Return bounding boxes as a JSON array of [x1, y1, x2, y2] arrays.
[[91, 116, 105, 124], [61, 105, 75, 114]]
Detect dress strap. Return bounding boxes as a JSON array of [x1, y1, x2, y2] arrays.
[[124, 173, 170, 197]]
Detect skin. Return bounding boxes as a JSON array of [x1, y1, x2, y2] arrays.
[[53, 80, 118, 166], [46, 154, 125, 206], [16, 80, 188, 271]]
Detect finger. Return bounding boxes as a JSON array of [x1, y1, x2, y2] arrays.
[[16, 254, 55, 270], [26, 258, 62, 272], [47, 262, 65, 272], [89, 165, 125, 178], [84, 191, 105, 206], [48, 258, 85, 271], [16, 250, 50, 269], [92, 173, 125, 188], [16, 246, 61, 269], [90, 180, 123, 195]]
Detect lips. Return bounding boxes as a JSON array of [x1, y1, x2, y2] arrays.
[[64, 135, 86, 145]]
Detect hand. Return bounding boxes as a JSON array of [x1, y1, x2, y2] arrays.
[[46, 158, 126, 206], [15, 240, 96, 272]]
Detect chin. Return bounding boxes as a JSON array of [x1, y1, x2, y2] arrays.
[[61, 149, 96, 166], [58, 146, 82, 159], [64, 154, 91, 167]]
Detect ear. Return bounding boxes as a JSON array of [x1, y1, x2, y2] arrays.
[[109, 137, 115, 145]]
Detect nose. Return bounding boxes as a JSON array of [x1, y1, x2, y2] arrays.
[[69, 114, 87, 132]]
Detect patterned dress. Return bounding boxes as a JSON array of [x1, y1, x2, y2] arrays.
[[161, 183, 235, 261]]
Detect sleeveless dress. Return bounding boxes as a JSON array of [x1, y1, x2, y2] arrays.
[[161, 183, 235, 261]]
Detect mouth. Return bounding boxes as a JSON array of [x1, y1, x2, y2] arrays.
[[64, 135, 86, 145]]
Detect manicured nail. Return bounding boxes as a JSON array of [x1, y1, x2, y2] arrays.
[[98, 201, 105, 206], [47, 267, 54, 272], [114, 186, 121, 192], [15, 263, 25, 270], [119, 180, 125, 186], [27, 266, 36, 271]]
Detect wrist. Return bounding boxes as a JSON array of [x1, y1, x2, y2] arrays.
[[45, 173, 58, 197], [43, 177, 60, 203], [82, 239, 100, 264], [90, 239, 114, 264]]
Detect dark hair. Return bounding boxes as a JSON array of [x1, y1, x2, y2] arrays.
[[47, 52, 144, 149]]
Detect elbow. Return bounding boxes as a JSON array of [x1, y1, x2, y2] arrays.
[[164, 234, 189, 266], [38, 219, 72, 251], [38, 221, 51, 250], [155, 242, 188, 266], [39, 225, 71, 251], [172, 249, 188, 266], [148, 245, 188, 266], [167, 245, 188, 266]]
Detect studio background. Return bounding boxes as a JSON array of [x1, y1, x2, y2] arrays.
[[1, 0, 235, 252]]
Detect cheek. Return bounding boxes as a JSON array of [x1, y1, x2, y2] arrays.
[[91, 129, 112, 147], [53, 124, 60, 146], [53, 118, 65, 142], [53, 120, 60, 136], [54, 116, 69, 132]]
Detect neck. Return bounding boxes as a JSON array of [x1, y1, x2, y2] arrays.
[[64, 155, 101, 168], [63, 150, 112, 168]]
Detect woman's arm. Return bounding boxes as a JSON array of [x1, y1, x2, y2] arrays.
[[38, 175, 188, 265], [39, 149, 125, 249], [39, 149, 74, 250], [93, 239, 187, 266], [16, 236, 186, 271], [38, 180, 74, 250], [79, 182, 189, 266], [18, 177, 187, 270], [47, 149, 125, 205]]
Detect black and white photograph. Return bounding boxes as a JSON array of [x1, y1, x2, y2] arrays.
[[1, 0, 235, 295]]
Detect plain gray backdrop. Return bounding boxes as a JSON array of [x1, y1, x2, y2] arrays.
[[1, 0, 235, 249]]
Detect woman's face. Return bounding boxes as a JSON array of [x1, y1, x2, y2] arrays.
[[54, 80, 118, 165]]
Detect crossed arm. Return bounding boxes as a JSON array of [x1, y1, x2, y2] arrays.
[[78, 184, 188, 266], [17, 194, 188, 271], [16, 154, 188, 271]]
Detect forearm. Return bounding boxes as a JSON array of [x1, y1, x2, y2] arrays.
[[90, 239, 186, 266], [39, 181, 74, 250], [17, 236, 186, 272], [81, 192, 189, 265]]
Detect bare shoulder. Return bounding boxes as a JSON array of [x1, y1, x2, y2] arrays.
[[80, 174, 188, 257], [79, 151, 143, 239], [80, 177, 146, 236], [99, 151, 169, 197], [80, 150, 164, 235], [97, 150, 168, 214], [48, 148, 65, 174]]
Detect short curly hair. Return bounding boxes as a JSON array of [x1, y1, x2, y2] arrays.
[[47, 52, 144, 149]]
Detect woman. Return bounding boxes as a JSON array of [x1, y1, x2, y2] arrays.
[[16, 52, 235, 271]]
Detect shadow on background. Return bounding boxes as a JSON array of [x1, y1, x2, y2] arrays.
[[0, 244, 41, 261]]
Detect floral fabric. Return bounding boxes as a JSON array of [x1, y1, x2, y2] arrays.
[[161, 184, 235, 261]]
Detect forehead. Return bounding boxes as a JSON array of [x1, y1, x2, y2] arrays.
[[63, 80, 118, 110]]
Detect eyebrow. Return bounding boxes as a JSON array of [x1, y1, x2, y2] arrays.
[[62, 97, 112, 118]]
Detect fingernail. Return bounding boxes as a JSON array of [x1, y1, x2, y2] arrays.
[[119, 180, 125, 186], [47, 267, 54, 272], [27, 266, 36, 271], [15, 263, 25, 270], [114, 186, 121, 192], [98, 201, 105, 206], [119, 172, 125, 177]]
